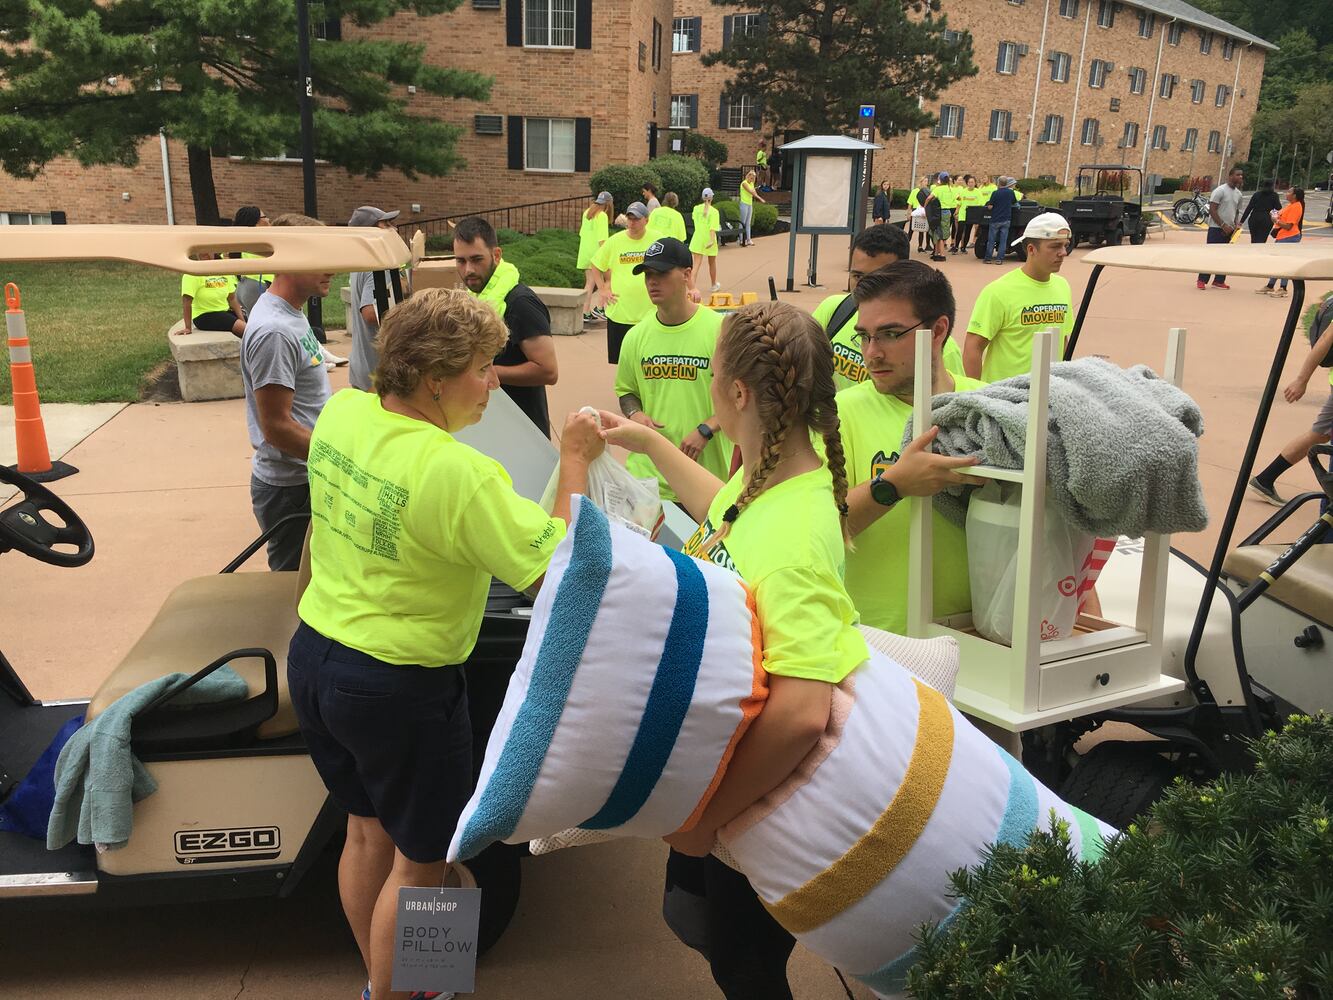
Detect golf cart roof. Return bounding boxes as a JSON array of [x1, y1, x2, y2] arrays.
[[1085, 242, 1333, 280], [1078, 164, 1142, 172], [0, 224, 418, 275]]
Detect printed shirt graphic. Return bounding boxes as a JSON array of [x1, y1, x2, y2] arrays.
[[680, 466, 868, 684], [181, 273, 237, 317], [299, 389, 565, 666], [592, 230, 656, 325], [965, 268, 1073, 382], [811, 293, 965, 393], [689, 204, 722, 255], [836, 373, 986, 633], [614, 306, 732, 500]]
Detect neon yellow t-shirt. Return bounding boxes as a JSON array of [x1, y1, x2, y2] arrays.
[[966, 268, 1074, 382], [592, 230, 657, 326], [690, 204, 722, 256], [614, 306, 733, 500], [957, 187, 986, 222], [756, 150, 768, 167], [180, 273, 237, 317], [240, 252, 274, 285], [740, 184, 754, 206], [811, 293, 964, 393], [577, 210, 610, 270], [837, 373, 986, 634], [681, 465, 868, 683], [932, 184, 959, 211], [647, 206, 687, 242], [299, 389, 566, 666]]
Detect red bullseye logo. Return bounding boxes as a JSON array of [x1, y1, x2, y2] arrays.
[[1058, 576, 1078, 597]]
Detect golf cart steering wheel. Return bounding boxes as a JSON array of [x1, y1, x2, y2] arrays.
[[0, 465, 94, 567]]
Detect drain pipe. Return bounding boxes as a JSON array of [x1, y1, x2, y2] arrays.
[[159, 129, 175, 225]]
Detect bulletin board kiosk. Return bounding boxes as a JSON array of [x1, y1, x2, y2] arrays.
[[778, 135, 881, 292]]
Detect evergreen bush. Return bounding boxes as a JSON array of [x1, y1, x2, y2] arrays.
[[589, 164, 662, 218], [648, 155, 709, 211], [752, 203, 779, 235]]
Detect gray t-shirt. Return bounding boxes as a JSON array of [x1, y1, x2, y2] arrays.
[[241, 291, 331, 487], [1209, 183, 1243, 229], [348, 270, 402, 391]]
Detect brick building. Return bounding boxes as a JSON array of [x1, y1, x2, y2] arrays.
[[669, 0, 1272, 191]]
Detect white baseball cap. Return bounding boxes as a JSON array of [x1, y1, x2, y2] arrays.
[[1012, 212, 1072, 246]]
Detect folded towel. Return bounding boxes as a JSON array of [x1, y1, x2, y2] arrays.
[[905, 357, 1208, 538], [48, 666, 249, 852]]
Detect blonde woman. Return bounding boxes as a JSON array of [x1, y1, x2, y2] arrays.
[[738, 170, 766, 247], [690, 187, 723, 292], [578, 191, 613, 321]]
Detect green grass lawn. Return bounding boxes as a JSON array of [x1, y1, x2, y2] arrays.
[[0, 262, 350, 405]]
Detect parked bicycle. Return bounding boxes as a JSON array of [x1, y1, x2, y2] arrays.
[[1172, 191, 1212, 225]]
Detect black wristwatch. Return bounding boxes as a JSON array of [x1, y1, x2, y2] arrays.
[[869, 471, 901, 508], [697, 423, 715, 440]]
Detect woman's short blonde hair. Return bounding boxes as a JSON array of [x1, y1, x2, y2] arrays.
[[746, 169, 757, 180], [374, 288, 507, 398]]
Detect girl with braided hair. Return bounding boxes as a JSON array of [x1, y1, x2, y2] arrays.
[[600, 301, 866, 999]]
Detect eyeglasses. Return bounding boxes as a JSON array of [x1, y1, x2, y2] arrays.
[[851, 324, 926, 350]]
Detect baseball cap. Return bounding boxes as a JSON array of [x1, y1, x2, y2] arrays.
[[701, 187, 714, 199], [595, 191, 613, 205], [632, 237, 693, 275], [625, 201, 650, 219], [348, 205, 400, 227], [938, 171, 950, 180], [1012, 212, 1072, 245]]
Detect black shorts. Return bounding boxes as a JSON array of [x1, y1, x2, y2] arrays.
[[287, 621, 473, 863], [607, 319, 635, 364], [192, 310, 240, 332]]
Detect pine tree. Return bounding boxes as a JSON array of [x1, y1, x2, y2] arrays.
[[700, 0, 977, 140], [0, 0, 490, 223]]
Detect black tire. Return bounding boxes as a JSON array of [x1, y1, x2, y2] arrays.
[[1108, 224, 1124, 247], [1173, 199, 1199, 225], [973, 227, 988, 259], [1013, 241, 1028, 262], [1058, 741, 1181, 830], [457, 841, 523, 955], [1130, 229, 1147, 245]]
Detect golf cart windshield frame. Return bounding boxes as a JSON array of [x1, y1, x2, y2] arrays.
[[1075, 164, 1144, 202]]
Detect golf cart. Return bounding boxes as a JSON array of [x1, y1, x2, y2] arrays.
[[910, 242, 1333, 827], [971, 198, 1049, 262], [1059, 164, 1151, 249]]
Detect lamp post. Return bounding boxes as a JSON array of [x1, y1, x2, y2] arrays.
[[295, 0, 325, 342]]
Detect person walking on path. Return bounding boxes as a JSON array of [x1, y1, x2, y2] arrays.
[[1262, 187, 1305, 298], [739, 171, 766, 247], [593, 201, 657, 364], [690, 187, 723, 292], [648, 191, 687, 242], [926, 171, 957, 262], [982, 177, 1020, 264], [346, 205, 406, 392], [1196, 165, 1245, 291], [872, 180, 891, 226], [963, 212, 1074, 383], [1241, 178, 1282, 246], [578, 192, 613, 323], [950, 175, 982, 254]]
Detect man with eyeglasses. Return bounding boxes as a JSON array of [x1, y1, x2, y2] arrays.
[[811, 224, 964, 393], [836, 261, 986, 634]]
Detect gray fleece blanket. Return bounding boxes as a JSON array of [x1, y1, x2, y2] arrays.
[[903, 357, 1208, 538]]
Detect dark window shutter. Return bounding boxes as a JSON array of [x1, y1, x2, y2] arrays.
[[757, 13, 769, 36], [750, 98, 763, 131], [996, 43, 1005, 72], [932, 118, 942, 138], [690, 17, 701, 51], [575, 117, 591, 172], [575, 0, 592, 49], [689, 95, 699, 128], [956, 106, 965, 138], [719, 93, 729, 129], [722, 15, 732, 47], [507, 115, 524, 169], [506, 0, 522, 46]]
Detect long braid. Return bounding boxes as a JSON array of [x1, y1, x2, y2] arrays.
[[806, 329, 853, 547]]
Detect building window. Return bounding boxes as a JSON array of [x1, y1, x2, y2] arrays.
[[1182, 128, 1198, 151], [935, 103, 964, 138], [1096, 0, 1115, 28], [989, 109, 1015, 142], [314, 17, 342, 41], [1190, 78, 1205, 103], [1159, 73, 1176, 99], [731, 13, 762, 38], [1050, 51, 1072, 82], [0, 212, 53, 225], [1151, 124, 1168, 149], [1207, 129, 1221, 153], [1088, 59, 1110, 88], [637, 41, 646, 71], [1121, 121, 1139, 148], [1167, 22, 1184, 45], [1039, 114, 1064, 144], [1199, 30, 1213, 54], [1222, 37, 1236, 60], [727, 94, 755, 130], [1215, 84, 1230, 107], [652, 19, 661, 71], [1137, 11, 1155, 37], [524, 0, 575, 48], [669, 95, 697, 129], [524, 117, 576, 171], [672, 17, 699, 53], [997, 41, 1020, 75], [1081, 118, 1100, 146], [1128, 67, 1146, 94], [1058, 0, 1079, 18]]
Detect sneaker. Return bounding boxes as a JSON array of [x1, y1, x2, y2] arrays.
[[1270, 288, 1289, 298], [1254, 287, 1272, 294], [710, 282, 721, 292], [582, 312, 594, 321], [321, 348, 349, 366], [325, 362, 337, 372], [1248, 477, 1287, 507], [1196, 280, 1207, 290], [931, 255, 946, 262], [1212, 281, 1231, 290], [590, 307, 606, 320]]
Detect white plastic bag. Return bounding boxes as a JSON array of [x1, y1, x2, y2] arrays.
[[966, 482, 1095, 645], [541, 408, 665, 540]]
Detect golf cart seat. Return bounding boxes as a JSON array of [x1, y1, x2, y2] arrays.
[[1224, 544, 1333, 626]]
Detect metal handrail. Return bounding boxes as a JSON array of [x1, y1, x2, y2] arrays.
[[399, 195, 592, 245]]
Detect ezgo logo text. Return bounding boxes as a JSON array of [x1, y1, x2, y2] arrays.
[[175, 826, 281, 865]]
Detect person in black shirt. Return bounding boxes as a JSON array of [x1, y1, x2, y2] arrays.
[[1240, 178, 1283, 244], [453, 216, 559, 437]]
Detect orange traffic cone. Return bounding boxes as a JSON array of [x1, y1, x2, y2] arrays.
[[6, 283, 76, 482]]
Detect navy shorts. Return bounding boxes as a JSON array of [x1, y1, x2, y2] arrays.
[[287, 621, 472, 863]]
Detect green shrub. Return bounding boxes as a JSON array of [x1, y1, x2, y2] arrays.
[[648, 155, 709, 212], [1032, 187, 1073, 208], [909, 713, 1333, 1000], [495, 228, 526, 244], [683, 131, 729, 169], [589, 164, 661, 218], [752, 203, 779, 235], [1015, 176, 1065, 193], [1156, 176, 1184, 195], [713, 199, 741, 225]]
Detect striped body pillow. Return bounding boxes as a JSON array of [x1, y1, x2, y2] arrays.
[[449, 497, 767, 862]]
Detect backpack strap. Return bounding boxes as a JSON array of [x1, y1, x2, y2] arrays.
[[826, 293, 858, 343]]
